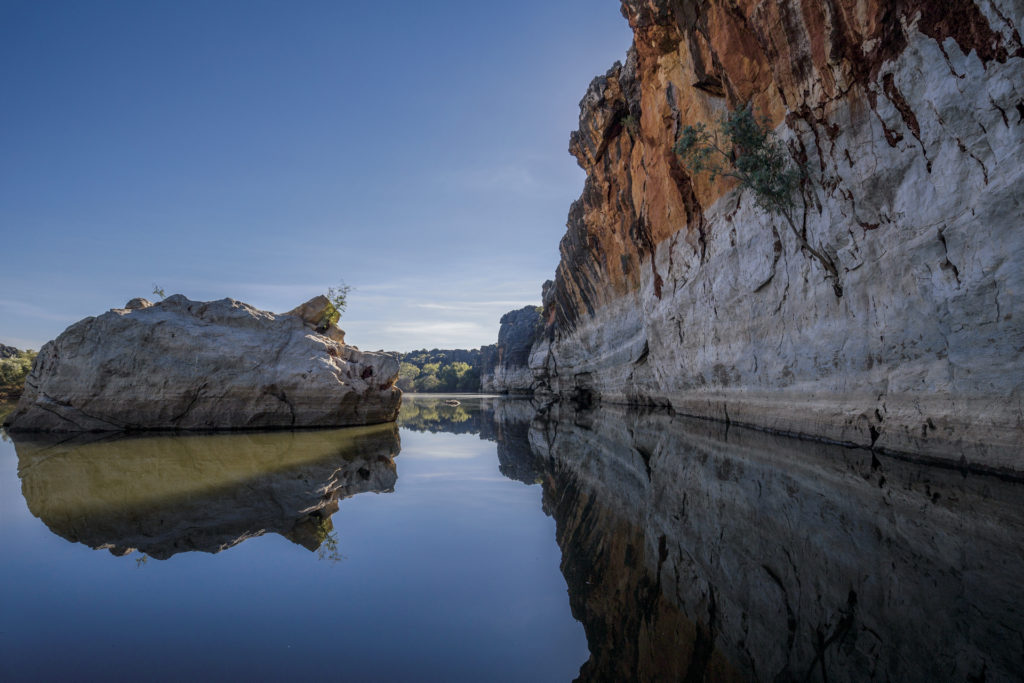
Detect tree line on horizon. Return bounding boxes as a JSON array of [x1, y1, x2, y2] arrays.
[[391, 347, 494, 393], [0, 345, 36, 401]]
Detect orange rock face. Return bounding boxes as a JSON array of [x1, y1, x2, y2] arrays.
[[549, 0, 1022, 332], [534, 0, 1024, 463]]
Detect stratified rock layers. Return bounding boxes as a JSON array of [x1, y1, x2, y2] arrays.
[[481, 305, 544, 394], [5, 295, 401, 431], [534, 0, 1024, 466]]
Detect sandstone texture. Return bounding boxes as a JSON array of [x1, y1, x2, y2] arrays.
[[480, 305, 544, 394], [529, 0, 1024, 468], [4, 295, 401, 432], [14, 423, 400, 559]]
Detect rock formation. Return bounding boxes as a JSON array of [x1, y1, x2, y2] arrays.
[[527, 0, 1024, 468], [4, 294, 401, 432], [14, 423, 400, 559], [0, 344, 21, 359], [480, 305, 544, 394]]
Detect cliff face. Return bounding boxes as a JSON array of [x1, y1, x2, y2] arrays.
[[481, 305, 544, 393], [532, 0, 1024, 466]]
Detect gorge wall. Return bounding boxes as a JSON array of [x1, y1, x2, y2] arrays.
[[481, 304, 544, 394], [528, 0, 1024, 467]]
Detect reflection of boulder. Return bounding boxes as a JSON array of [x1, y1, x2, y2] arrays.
[[14, 424, 400, 559], [524, 405, 1024, 682]]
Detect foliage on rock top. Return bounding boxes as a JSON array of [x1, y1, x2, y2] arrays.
[[319, 282, 351, 330]]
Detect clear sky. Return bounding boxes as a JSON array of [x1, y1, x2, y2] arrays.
[[0, 1, 632, 352]]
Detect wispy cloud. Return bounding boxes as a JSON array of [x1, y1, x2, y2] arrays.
[[0, 299, 78, 323], [415, 300, 534, 311], [384, 321, 485, 336], [437, 159, 581, 200]]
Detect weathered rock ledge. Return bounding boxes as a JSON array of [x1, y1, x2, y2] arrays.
[[4, 294, 401, 432], [480, 304, 544, 394]]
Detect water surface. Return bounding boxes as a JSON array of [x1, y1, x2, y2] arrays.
[[2, 396, 1022, 681], [0, 397, 586, 682]]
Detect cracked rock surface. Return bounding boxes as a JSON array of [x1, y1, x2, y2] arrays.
[[3, 294, 401, 432], [531, 0, 1024, 466]]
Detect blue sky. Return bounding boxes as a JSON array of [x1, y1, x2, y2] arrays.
[[0, 1, 632, 352]]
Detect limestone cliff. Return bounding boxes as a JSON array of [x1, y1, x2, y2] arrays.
[[481, 304, 544, 394], [532, 0, 1024, 467]]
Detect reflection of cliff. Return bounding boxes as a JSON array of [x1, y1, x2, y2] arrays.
[[14, 424, 400, 559], [500, 404, 1024, 681]]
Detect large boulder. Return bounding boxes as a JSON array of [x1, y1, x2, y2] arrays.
[[3, 294, 401, 432]]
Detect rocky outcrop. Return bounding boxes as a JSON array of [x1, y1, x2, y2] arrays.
[[0, 344, 21, 359], [14, 423, 400, 559], [523, 404, 1024, 681], [481, 304, 544, 394], [4, 295, 401, 432], [531, 0, 1024, 467]]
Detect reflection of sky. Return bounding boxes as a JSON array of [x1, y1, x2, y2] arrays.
[[0, 424, 587, 680], [0, 1, 632, 352]]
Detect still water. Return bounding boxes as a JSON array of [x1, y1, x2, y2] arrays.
[[1, 395, 1022, 681]]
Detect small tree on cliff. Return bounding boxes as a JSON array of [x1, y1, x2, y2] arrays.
[[318, 282, 352, 329], [674, 104, 842, 297]]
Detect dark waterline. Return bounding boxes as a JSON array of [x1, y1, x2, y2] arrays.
[[2, 396, 1022, 681]]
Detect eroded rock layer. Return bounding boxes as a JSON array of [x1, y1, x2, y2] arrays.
[[5, 295, 401, 431], [533, 0, 1024, 467], [481, 305, 544, 394]]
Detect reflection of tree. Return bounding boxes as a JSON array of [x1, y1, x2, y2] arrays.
[[398, 401, 476, 433], [135, 552, 148, 568], [314, 518, 344, 564]]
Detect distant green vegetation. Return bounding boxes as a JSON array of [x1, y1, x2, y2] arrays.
[[394, 349, 485, 393], [0, 348, 36, 400]]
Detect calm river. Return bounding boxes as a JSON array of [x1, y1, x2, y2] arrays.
[[1, 395, 1021, 681]]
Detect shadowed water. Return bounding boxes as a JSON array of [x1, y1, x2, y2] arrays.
[[2, 396, 1022, 681]]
